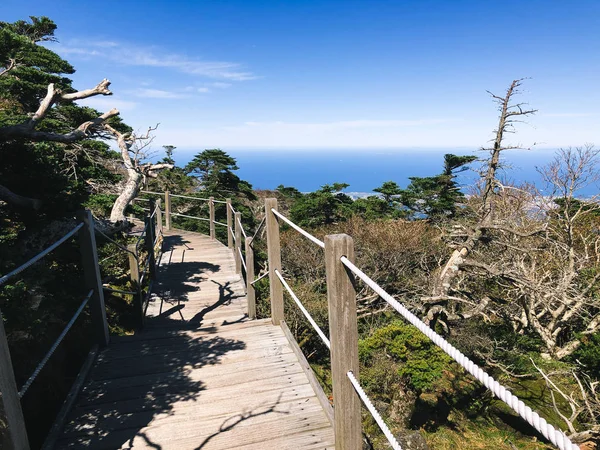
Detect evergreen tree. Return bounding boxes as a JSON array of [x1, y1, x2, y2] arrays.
[[290, 183, 353, 227], [0, 16, 129, 220], [185, 148, 255, 199], [399, 153, 477, 219]]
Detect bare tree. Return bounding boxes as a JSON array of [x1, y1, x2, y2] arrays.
[[0, 78, 118, 208], [472, 146, 600, 359], [0, 73, 173, 218], [0, 79, 118, 143], [103, 124, 173, 222], [422, 78, 538, 327], [531, 359, 600, 444]]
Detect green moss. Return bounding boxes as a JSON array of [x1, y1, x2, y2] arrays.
[[359, 320, 453, 392]]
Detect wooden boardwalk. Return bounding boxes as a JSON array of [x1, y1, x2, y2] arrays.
[[54, 230, 334, 449]]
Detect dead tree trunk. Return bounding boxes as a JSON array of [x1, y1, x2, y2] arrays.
[[424, 78, 537, 325], [110, 168, 142, 222], [104, 124, 172, 222]]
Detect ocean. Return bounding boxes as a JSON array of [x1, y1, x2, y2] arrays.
[[175, 148, 599, 197]]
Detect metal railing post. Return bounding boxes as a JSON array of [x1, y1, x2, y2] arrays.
[[234, 212, 242, 274], [209, 196, 215, 240], [325, 234, 361, 450], [245, 237, 256, 319], [127, 244, 144, 327], [265, 198, 284, 325], [226, 199, 233, 248], [0, 311, 30, 450], [77, 210, 109, 347], [164, 190, 171, 231]]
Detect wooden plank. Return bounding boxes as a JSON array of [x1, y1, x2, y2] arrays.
[[57, 227, 334, 450], [245, 237, 256, 319], [265, 198, 283, 325], [64, 380, 318, 435], [164, 191, 171, 230], [77, 209, 109, 346], [234, 212, 242, 274], [226, 198, 233, 248], [58, 398, 329, 449], [324, 234, 361, 450], [77, 359, 305, 406], [209, 197, 215, 239]]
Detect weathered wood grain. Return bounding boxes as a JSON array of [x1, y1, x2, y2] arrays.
[[54, 229, 334, 449]]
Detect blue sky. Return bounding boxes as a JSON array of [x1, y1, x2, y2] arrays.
[[2, 0, 600, 152]]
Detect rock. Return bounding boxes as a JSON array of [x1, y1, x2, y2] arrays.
[[396, 430, 430, 450], [579, 441, 597, 450]]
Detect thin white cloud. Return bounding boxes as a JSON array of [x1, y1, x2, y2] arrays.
[[48, 40, 257, 81], [77, 96, 137, 112], [210, 82, 232, 89], [95, 41, 119, 48], [197, 87, 210, 93], [543, 113, 594, 118], [153, 117, 469, 149], [127, 88, 188, 99], [234, 118, 452, 131]]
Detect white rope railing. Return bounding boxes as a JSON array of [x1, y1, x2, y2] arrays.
[[271, 209, 325, 249], [251, 271, 269, 285], [251, 217, 265, 242], [213, 199, 227, 204], [347, 371, 402, 450], [170, 212, 211, 222], [215, 221, 228, 227], [238, 247, 247, 272], [339, 256, 578, 450], [19, 289, 93, 397], [169, 193, 210, 201], [140, 190, 163, 196], [274, 269, 330, 349], [0, 223, 84, 286]]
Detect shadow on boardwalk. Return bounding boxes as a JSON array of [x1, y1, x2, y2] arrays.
[[146, 234, 223, 323], [57, 316, 247, 448], [54, 230, 302, 449], [195, 394, 288, 450]]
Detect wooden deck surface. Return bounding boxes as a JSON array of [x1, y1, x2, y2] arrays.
[[54, 230, 334, 449]]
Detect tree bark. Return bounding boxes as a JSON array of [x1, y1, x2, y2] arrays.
[[0, 184, 42, 209], [109, 169, 142, 222]]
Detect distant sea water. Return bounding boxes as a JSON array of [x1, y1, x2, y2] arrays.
[[176, 148, 600, 197]]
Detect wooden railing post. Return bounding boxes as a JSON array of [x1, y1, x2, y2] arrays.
[[245, 237, 256, 319], [77, 210, 109, 347], [164, 190, 171, 231], [234, 212, 242, 275], [265, 198, 284, 325], [155, 198, 163, 235], [209, 196, 215, 240], [226, 199, 233, 249], [145, 216, 157, 280], [127, 244, 144, 327], [325, 234, 361, 450], [0, 311, 30, 450]]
